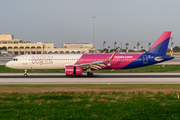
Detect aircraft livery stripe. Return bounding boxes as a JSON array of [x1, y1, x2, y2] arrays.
[[74, 54, 142, 69]]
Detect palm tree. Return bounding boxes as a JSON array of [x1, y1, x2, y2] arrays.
[[117, 46, 120, 52], [171, 42, 174, 55], [137, 42, 140, 51], [103, 41, 106, 50], [148, 42, 151, 49], [108, 46, 110, 53], [114, 42, 117, 49], [125, 43, 129, 52], [141, 46, 143, 49]]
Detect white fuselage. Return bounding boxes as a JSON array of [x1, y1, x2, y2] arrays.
[[6, 54, 82, 70]]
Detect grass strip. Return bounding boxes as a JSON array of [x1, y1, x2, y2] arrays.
[[0, 84, 180, 119]]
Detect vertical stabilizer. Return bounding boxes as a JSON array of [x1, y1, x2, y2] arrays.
[[147, 31, 171, 55]]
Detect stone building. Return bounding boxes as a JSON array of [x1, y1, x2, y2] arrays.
[[0, 34, 93, 55]]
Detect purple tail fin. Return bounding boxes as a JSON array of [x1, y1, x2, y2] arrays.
[[147, 31, 171, 55]]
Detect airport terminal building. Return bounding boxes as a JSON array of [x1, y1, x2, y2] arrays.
[[0, 34, 93, 55]]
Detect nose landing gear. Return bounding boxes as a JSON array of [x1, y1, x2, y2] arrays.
[[24, 70, 27, 77]]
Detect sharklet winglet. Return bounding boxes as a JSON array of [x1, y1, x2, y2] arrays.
[[108, 51, 117, 61]]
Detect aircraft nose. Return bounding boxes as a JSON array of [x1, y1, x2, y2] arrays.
[[6, 61, 13, 68]]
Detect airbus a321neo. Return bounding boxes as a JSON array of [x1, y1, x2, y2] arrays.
[[6, 31, 174, 77]]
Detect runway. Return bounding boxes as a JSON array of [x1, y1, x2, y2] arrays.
[[0, 73, 180, 84]]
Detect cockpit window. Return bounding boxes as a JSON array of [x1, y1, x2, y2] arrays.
[[13, 58, 18, 61]]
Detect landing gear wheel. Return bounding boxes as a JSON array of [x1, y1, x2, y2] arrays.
[[24, 70, 27, 77], [90, 72, 93, 77], [24, 73, 27, 77], [87, 72, 93, 77]]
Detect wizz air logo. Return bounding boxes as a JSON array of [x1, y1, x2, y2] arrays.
[[114, 56, 133, 58], [32, 56, 53, 65]]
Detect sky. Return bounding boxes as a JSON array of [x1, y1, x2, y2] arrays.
[[0, 0, 180, 49]]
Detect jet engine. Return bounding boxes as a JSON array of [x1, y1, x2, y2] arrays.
[[65, 65, 82, 76]]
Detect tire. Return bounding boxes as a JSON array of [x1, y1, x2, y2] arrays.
[[87, 72, 93, 77]]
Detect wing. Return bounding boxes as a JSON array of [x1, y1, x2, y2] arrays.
[[75, 51, 117, 70]]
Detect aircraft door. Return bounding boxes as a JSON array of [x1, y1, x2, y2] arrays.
[[143, 55, 148, 64], [22, 55, 31, 69], [22, 56, 27, 65], [78, 57, 83, 64]]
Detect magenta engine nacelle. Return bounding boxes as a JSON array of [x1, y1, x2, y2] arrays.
[[65, 65, 82, 76]]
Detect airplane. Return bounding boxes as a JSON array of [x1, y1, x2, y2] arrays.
[[1, 50, 10, 56], [6, 31, 174, 77]]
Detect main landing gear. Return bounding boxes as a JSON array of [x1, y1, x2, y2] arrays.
[[24, 70, 27, 77], [87, 72, 93, 77]]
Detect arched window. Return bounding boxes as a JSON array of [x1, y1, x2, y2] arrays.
[[71, 51, 75, 54], [65, 51, 70, 54], [32, 51, 36, 54], [54, 51, 58, 54], [2, 41, 7, 44], [60, 51, 64, 54], [48, 51, 53, 54], [26, 52, 30, 54], [8, 51, 13, 54], [37, 51, 41, 54], [37, 46, 41, 49], [8, 41, 13, 44], [20, 51, 24, 55], [14, 52, 18, 55], [76, 51, 81, 54], [8, 46, 13, 49], [2, 46, 7, 50], [14, 46, 18, 49]]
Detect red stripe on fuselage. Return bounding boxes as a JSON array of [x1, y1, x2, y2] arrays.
[[149, 31, 171, 50], [75, 54, 142, 69]]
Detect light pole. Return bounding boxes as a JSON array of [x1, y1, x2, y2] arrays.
[[92, 16, 96, 50], [170, 37, 173, 55]]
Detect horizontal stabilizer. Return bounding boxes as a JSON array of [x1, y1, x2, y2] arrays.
[[155, 56, 174, 61]]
